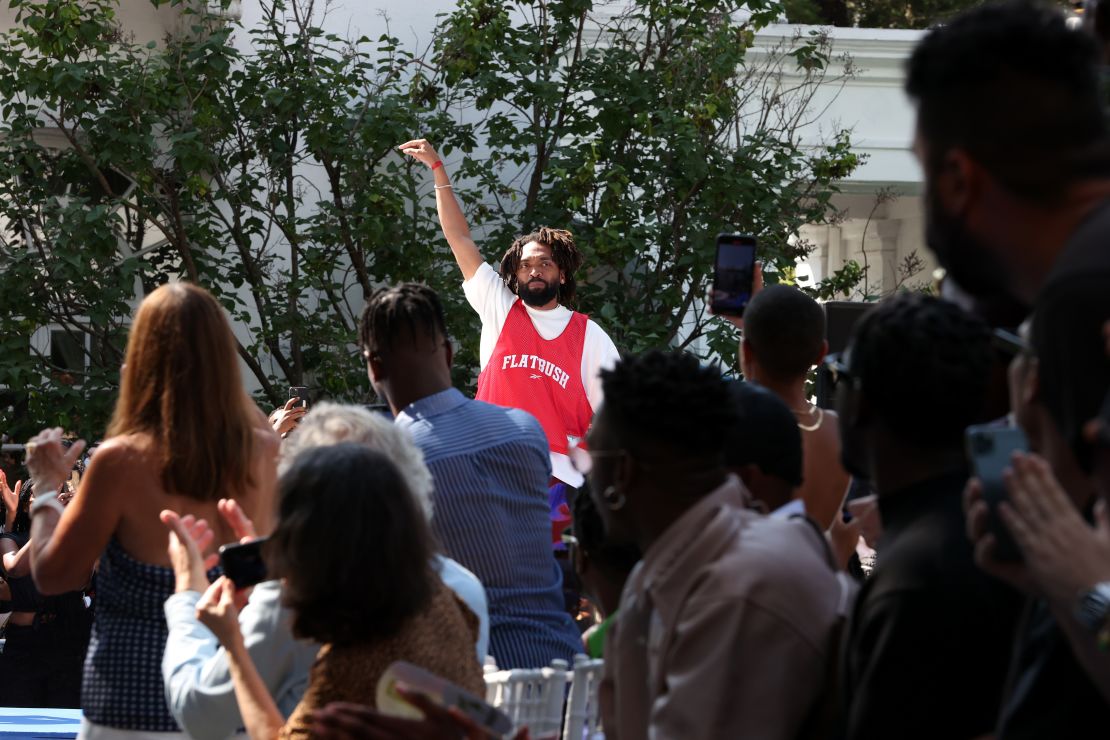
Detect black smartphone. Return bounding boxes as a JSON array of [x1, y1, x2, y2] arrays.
[[219, 537, 270, 589], [288, 386, 310, 410], [965, 424, 1028, 562], [711, 234, 758, 317]]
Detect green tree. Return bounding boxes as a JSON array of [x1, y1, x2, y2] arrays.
[[0, 0, 478, 440], [432, 0, 862, 364], [0, 0, 863, 441], [783, 0, 987, 28]]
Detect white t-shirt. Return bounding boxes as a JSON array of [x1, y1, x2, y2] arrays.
[[463, 262, 620, 485]]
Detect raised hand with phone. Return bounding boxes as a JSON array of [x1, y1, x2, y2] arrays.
[[709, 234, 759, 319], [270, 388, 310, 438]]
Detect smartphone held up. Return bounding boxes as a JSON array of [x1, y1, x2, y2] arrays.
[[710, 234, 758, 317], [288, 386, 310, 410], [219, 537, 270, 589], [965, 424, 1029, 563]]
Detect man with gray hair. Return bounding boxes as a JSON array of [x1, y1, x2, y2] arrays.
[[161, 403, 488, 740]]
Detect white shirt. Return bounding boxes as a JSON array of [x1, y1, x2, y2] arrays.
[[463, 263, 620, 485]]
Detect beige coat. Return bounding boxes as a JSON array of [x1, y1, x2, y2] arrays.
[[601, 477, 848, 740]]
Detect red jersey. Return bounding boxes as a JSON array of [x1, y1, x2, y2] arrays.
[[475, 299, 594, 456]]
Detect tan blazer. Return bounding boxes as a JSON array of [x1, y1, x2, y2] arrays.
[[601, 477, 847, 740]]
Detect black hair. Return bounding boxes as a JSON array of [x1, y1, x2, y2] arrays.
[[571, 481, 641, 576], [905, 0, 1110, 201], [499, 227, 584, 306], [358, 283, 448, 357], [599, 350, 738, 458], [269, 443, 435, 646], [849, 293, 992, 449], [743, 285, 826, 380], [724, 382, 804, 487]]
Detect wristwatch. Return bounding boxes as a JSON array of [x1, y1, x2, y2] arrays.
[[1075, 581, 1110, 650]]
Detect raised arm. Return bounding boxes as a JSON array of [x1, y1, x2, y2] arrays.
[[398, 138, 484, 280], [197, 577, 286, 740], [26, 428, 120, 595]]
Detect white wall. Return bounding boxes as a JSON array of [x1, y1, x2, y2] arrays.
[[750, 24, 932, 295]]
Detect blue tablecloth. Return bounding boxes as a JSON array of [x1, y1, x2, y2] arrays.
[[0, 708, 81, 739]]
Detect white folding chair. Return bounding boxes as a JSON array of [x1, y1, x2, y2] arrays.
[[484, 658, 569, 739], [562, 655, 605, 740]]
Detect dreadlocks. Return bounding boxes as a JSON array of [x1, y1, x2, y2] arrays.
[[499, 227, 585, 306], [358, 283, 448, 357]]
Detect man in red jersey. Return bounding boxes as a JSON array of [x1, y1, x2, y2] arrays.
[[399, 139, 620, 496]]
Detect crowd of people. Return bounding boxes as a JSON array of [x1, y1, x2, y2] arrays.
[[1, 1, 1110, 738]]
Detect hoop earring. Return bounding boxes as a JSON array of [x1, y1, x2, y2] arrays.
[[602, 485, 626, 512]]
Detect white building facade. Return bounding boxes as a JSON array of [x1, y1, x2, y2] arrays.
[[0, 1, 932, 398]]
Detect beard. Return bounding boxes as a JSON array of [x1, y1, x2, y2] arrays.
[[924, 186, 1015, 304], [517, 278, 559, 307]]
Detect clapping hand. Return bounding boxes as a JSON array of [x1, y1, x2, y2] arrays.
[[161, 510, 219, 594], [163, 499, 258, 599], [1, 470, 22, 525], [218, 497, 258, 544], [25, 428, 85, 496]]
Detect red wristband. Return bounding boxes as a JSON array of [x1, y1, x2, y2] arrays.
[[431, 160, 443, 171]]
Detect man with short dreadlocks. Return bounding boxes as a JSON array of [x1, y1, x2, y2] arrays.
[[400, 139, 620, 492]]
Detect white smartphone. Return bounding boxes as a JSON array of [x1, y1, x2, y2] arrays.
[[376, 661, 513, 737]]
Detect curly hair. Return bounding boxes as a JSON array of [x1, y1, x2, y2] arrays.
[[499, 227, 584, 306], [599, 350, 739, 458], [270, 443, 435, 646], [849, 293, 992, 450]]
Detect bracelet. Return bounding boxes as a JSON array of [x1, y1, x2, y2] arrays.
[[433, 184, 453, 190], [30, 490, 65, 518], [431, 160, 443, 171]]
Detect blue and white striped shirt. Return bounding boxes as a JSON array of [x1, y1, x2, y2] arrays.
[[396, 388, 581, 669]]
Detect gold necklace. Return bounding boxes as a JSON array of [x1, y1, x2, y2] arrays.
[[793, 404, 824, 432]]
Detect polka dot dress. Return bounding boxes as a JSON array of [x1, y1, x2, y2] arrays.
[[82, 538, 218, 731]]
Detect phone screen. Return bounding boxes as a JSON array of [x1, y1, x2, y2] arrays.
[[711, 234, 757, 317], [219, 537, 270, 589]]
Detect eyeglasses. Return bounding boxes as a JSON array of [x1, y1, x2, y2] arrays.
[[822, 352, 859, 390], [568, 443, 625, 475]]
